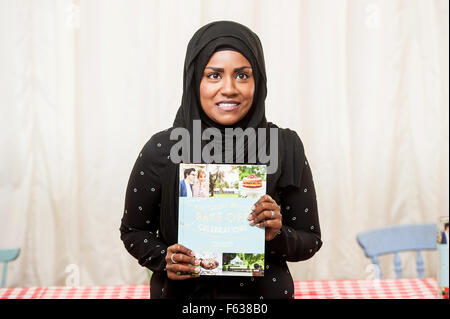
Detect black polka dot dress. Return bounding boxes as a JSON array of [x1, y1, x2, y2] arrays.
[[120, 128, 322, 299]]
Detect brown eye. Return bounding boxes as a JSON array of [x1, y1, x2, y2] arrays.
[[206, 72, 221, 80], [237, 73, 249, 80]]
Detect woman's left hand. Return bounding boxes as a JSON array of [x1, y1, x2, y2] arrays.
[[248, 194, 282, 241]]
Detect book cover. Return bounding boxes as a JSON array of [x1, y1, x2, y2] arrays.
[[178, 163, 266, 276]]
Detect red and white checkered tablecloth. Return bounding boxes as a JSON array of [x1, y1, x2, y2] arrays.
[[0, 278, 439, 299], [0, 284, 150, 299], [294, 278, 438, 299]]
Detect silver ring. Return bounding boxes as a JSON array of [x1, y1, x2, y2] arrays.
[[271, 210, 275, 219], [170, 253, 178, 264]]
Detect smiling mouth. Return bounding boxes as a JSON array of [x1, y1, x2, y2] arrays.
[[216, 102, 241, 111]]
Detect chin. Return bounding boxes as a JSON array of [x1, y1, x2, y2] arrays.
[[211, 111, 248, 126], [214, 117, 241, 126]]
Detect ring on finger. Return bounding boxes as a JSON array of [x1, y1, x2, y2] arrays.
[[170, 253, 178, 264], [270, 210, 275, 219]]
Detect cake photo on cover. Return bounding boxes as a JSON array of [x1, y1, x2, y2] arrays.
[[242, 174, 263, 189], [238, 166, 266, 199]]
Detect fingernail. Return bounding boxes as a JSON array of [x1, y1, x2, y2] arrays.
[[249, 220, 255, 226], [194, 267, 200, 273], [251, 205, 255, 211], [248, 214, 253, 220], [194, 259, 200, 265], [189, 251, 195, 257]]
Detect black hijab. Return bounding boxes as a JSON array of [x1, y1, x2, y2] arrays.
[[159, 20, 305, 245], [173, 20, 270, 164]]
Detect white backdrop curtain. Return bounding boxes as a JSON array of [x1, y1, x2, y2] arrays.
[[0, 0, 448, 287]]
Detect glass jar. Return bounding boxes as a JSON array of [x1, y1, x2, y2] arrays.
[[437, 216, 449, 299]]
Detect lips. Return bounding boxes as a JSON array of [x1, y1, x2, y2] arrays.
[[216, 100, 241, 111]]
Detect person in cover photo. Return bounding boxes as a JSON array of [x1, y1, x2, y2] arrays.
[[120, 20, 322, 299], [179, 167, 196, 197], [440, 222, 449, 244], [193, 168, 209, 198]]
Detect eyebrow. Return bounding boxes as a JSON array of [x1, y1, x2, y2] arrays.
[[205, 66, 252, 72]]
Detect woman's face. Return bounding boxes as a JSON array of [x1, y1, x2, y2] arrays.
[[200, 50, 255, 126]]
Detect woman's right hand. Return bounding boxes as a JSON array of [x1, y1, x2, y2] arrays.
[[165, 244, 201, 280]]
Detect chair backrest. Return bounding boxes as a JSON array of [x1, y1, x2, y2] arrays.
[[0, 248, 20, 288], [357, 224, 436, 279]]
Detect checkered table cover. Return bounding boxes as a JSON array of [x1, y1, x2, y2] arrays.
[[294, 278, 438, 299], [0, 278, 439, 299]]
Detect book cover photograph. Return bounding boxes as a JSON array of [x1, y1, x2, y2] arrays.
[[178, 163, 267, 276]]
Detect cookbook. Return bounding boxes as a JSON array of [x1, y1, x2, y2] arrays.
[[178, 163, 266, 276]]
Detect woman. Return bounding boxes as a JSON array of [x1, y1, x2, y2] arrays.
[[120, 20, 322, 299], [196, 169, 208, 198]]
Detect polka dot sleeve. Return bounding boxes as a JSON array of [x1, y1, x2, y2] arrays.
[[119, 136, 167, 273], [266, 156, 322, 262]]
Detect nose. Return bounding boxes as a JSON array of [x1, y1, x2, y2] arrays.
[[220, 75, 238, 96]]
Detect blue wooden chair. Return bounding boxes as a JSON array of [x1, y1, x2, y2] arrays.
[[0, 248, 20, 288], [357, 224, 436, 279]]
